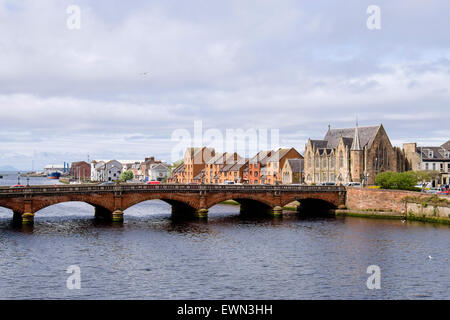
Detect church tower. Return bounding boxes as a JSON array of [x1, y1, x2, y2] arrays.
[[350, 123, 364, 183]]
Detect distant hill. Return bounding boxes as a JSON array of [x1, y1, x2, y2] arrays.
[[0, 165, 19, 171]]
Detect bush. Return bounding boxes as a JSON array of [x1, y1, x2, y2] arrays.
[[120, 170, 134, 182], [375, 171, 418, 191]]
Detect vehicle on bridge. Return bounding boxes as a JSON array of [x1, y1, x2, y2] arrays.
[[10, 184, 25, 189], [146, 181, 161, 185], [100, 181, 115, 186]]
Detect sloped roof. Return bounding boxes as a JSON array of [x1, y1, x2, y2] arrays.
[[267, 148, 293, 162], [249, 150, 273, 164], [172, 163, 184, 174], [442, 140, 450, 151], [310, 140, 328, 149], [287, 159, 304, 173], [207, 152, 227, 165], [419, 147, 449, 160], [324, 125, 380, 149]]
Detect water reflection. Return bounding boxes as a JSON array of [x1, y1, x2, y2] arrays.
[[0, 195, 449, 300]]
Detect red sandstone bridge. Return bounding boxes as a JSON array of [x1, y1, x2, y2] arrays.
[[0, 184, 346, 224]]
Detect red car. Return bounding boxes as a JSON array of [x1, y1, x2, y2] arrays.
[[437, 190, 450, 195], [146, 181, 161, 185], [10, 184, 25, 189]]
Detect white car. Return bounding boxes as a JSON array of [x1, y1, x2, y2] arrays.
[[345, 182, 361, 187]]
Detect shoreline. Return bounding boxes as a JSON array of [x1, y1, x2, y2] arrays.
[[219, 201, 450, 225]]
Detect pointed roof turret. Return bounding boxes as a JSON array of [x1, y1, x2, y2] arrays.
[[351, 122, 362, 151]]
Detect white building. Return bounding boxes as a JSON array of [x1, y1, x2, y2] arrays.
[[91, 160, 123, 182], [148, 163, 169, 182]]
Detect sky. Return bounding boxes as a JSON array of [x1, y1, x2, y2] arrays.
[[0, 0, 449, 170]]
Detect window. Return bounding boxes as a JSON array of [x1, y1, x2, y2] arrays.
[[330, 157, 335, 168], [307, 174, 311, 181], [448, 163, 450, 171], [307, 157, 312, 168], [425, 163, 429, 170], [254, 172, 258, 177], [315, 158, 320, 168], [322, 157, 327, 167], [432, 163, 436, 170], [339, 151, 343, 168]]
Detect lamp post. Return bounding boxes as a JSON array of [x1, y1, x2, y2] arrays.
[[17, 172, 21, 185], [26, 174, 30, 187]]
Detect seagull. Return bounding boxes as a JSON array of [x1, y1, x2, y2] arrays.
[[140, 72, 150, 76], [401, 219, 406, 223], [428, 256, 433, 260]]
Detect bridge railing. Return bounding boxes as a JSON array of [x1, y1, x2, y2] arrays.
[[0, 184, 346, 195]]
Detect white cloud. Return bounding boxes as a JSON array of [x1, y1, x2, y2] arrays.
[[0, 0, 449, 169]]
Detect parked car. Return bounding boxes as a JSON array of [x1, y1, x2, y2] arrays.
[[344, 182, 361, 187], [100, 181, 115, 186], [437, 190, 450, 195], [426, 187, 441, 194], [146, 181, 161, 185], [10, 184, 25, 189]]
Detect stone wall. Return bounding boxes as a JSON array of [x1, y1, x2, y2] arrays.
[[346, 187, 423, 213], [406, 202, 450, 219], [345, 187, 450, 217]]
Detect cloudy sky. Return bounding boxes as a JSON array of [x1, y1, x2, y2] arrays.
[[1, 0, 449, 170]]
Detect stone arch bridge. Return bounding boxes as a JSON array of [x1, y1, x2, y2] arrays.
[[0, 184, 346, 224]]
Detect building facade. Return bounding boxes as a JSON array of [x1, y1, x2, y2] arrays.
[[264, 148, 303, 185], [70, 161, 91, 181], [247, 151, 272, 185], [403, 141, 450, 187], [304, 124, 407, 185], [281, 159, 304, 184], [148, 163, 169, 182]]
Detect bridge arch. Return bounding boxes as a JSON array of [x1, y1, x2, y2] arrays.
[[32, 200, 111, 215], [120, 193, 199, 215], [206, 193, 275, 209], [281, 194, 338, 215], [205, 193, 275, 216], [31, 195, 114, 214]]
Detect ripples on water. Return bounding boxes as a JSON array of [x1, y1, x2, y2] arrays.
[[0, 175, 449, 300]]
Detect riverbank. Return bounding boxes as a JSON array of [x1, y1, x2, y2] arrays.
[[220, 199, 450, 225], [335, 209, 450, 225]]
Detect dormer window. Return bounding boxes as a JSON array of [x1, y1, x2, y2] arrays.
[[428, 151, 433, 158]]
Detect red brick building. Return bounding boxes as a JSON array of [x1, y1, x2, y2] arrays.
[[70, 161, 91, 181]]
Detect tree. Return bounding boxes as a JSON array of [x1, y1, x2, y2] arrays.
[[120, 170, 134, 182], [412, 171, 430, 191], [375, 171, 418, 191]]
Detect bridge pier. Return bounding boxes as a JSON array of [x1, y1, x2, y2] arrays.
[[13, 211, 35, 225], [195, 208, 208, 219], [112, 210, 124, 222], [271, 206, 283, 217]]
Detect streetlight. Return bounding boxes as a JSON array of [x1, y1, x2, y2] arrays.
[[17, 172, 21, 185], [26, 174, 30, 187]]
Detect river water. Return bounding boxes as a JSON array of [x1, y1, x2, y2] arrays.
[[0, 173, 449, 299]]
